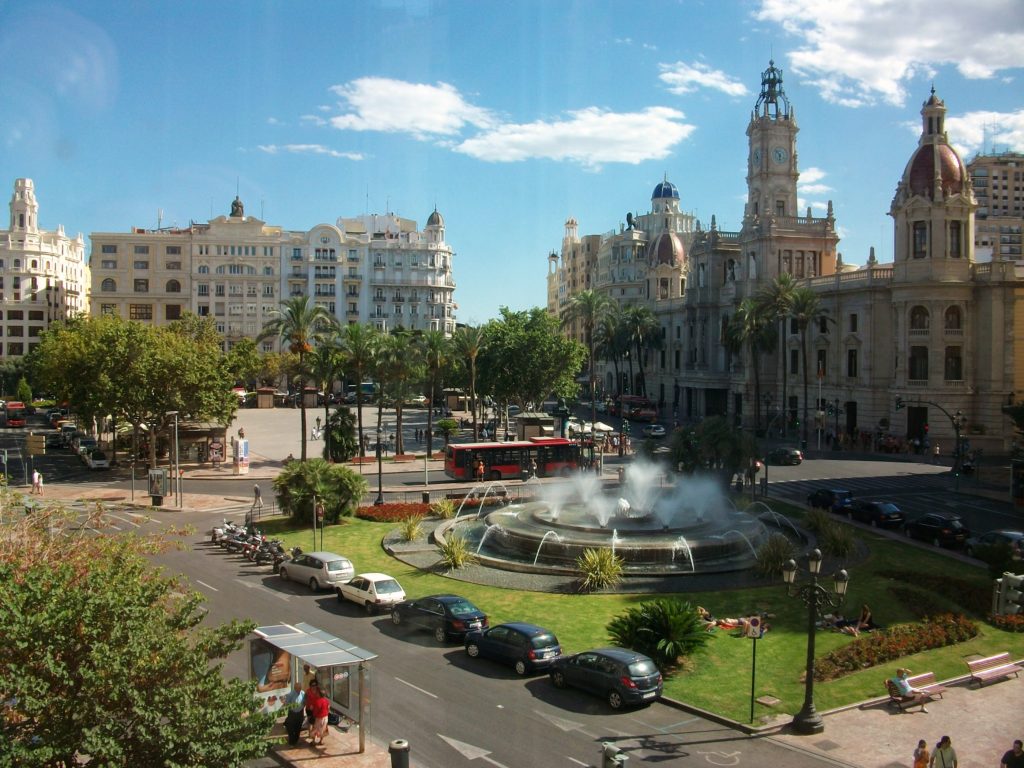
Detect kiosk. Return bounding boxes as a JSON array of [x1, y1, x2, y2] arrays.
[[251, 623, 378, 753]]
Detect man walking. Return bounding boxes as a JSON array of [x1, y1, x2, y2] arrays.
[[283, 681, 306, 746], [1002, 740, 1024, 768]]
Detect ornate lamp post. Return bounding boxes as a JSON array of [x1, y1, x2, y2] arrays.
[[374, 426, 384, 506], [782, 549, 850, 735]]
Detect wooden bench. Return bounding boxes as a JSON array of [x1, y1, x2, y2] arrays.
[[966, 652, 1023, 687], [884, 672, 946, 712]]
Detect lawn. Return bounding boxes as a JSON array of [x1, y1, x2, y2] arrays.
[[256, 507, 1024, 725]]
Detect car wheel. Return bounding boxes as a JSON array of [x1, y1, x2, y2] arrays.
[[433, 625, 448, 643], [550, 670, 566, 689], [514, 660, 528, 676], [932, 537, 942, 548], [364, 601, 375, 615], [337, 590, 345, 603], [466, 643, 481, 658], [309, 578, 320, 591], [391, 610, 402, 626], [608, 690, 624, 710]]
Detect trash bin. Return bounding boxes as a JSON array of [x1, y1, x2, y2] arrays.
[[800, 439, 808, 451], [421, 492, 430, 504], [389, 739, 410, 768]]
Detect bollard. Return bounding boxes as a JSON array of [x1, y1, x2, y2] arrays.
[[601, 742, 629, 767], [421, 491, 430, 504], [389, 738, 410, 768]]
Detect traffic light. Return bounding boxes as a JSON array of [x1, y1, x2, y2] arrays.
[[826, 404, 835, 416], [895, 396, 904, 411], [622, 420, 631, 435], [1002, 573, 1024, 615], [924, 424, 929, 434]]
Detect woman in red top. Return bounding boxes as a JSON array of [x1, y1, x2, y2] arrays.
[[309, 685, 330, 746]]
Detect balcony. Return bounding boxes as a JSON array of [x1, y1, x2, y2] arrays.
[[944, 328, 963, 337], [908, 328, 930, 337]]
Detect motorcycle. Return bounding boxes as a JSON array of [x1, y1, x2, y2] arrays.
[[272, 546, 302, 574], [252, 539, 285, 566], [210, 519, 244, 544]]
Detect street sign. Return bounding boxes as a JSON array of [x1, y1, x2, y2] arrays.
[[26, 433, 46, 456]]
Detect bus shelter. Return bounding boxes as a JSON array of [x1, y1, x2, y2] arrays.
[[251, 622, 378, 753]]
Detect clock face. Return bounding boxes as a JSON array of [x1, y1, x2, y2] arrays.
[[752, 148, 762, 167], [772, 147, 788, 164]]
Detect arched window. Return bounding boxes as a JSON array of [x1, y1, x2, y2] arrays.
[[944, 306, 962, 330], [215, 265, 226, 274], [166, 279, 181, 293], [263, 266, 275, 276], [197, 265, 210, 274], [101, 278, 117, 292], [910, 306, 930, 330]]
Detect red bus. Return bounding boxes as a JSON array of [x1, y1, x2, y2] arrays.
[[444, 437, 581, 481], [3, 401, 27, 427], [610, 395, 658, 422]]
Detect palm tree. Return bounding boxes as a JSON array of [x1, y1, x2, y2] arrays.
[[622, 304, 659, 400], [335, 323, 379, 456], [452, 325, 486, 440], [595, 307, 628, 400], [563, 289, 613, 430], [724, 298, 776, 432], [258, 296, 337, 460], [756, 274, 797, 437], [307, 344, 344, 461], [791, 287, 824, 448], [376, 331, 421, 455], [419, 329, 449, 457]]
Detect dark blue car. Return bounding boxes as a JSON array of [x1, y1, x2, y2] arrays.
[[550, 648, 663, 710], [464, 622, 562, 675], [390, 594, 488, 643]]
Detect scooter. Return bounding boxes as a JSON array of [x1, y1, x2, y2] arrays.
[[272, 546, 302, 574], [210, 519, 244, 544]]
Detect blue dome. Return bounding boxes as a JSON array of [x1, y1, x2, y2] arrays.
[[652, 180, 679, 200]]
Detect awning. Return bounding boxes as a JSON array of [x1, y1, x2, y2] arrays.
[[254, 622, 378, 667]]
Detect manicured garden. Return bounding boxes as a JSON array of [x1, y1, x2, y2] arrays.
[[256, 503, 1024, 725]]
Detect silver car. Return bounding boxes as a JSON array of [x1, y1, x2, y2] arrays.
[[279, 551, 354, 592]]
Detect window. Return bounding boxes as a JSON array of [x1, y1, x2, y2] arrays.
[[101, 260, 117, 269], [818, 316, 828, 333], [263, 285, 274, 296], [790, 348, 798, 374], [912, 221, 927, 259], [166, 279, 181, 293], [849, 313, 858, 333], [166, 245, 181, 255], [847, 348, 858, 377], [29, 310, 43, 320], [197, 284, 209, 296], [789, 317, 799, 335], [909, 346, 929, 380], [198, 265, 210, 274], [7, 310, 22, 320], [129, 304, 153, 320], [816, 349, 827, 376], [133, 260, 149, 270], [944, 306, 962, 330], [263, 266, 274, 275], [100, 304, 117, 315], [949, 220, 962, 258], [776, 200, 785, 216], [133, 245, 150, 255], [944, 347, 962, 380], [166, 261, 181, 270], [165, 304, 182, 320], [101, 278, 117, 292], [101, 244, 117, 254], [215, 284, 225, 296], [134, 279, 149, 293], [910, 306, 930, 330]]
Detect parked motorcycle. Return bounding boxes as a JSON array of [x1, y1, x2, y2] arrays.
[[272, 546, 302, 574], [210, 519, 244, 544]]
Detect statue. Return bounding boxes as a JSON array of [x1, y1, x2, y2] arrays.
[[626, 212, 634, 230], [230, 196, 244, 217]]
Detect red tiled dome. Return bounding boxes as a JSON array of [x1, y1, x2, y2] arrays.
[[649, 232, 685, 266], [907, 144, 964, 198]]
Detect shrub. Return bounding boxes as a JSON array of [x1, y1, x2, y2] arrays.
[[357, 503, 429, 523], [819, 519, 856, 558], [437, 535, 478, 570], [813, 613, 979, 681], [990, 613, 1024, 632], [803, 507, 832, 534], [397, 516, 423, 542], [576, 548, 624, 593], [754, 533, 796, 581], [606, 599, 710, 673], [431, 498, 457, 519], [272, 459, 367, 523]]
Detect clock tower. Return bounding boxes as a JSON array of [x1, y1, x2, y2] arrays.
[[745, 59, 799, 223]]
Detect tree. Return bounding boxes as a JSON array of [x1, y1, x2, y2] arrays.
[[595, 307, 628, 400], [15, 376, 32, 405], [0, 503, 273, 766], [790, 287, 824, 447], [563, 290, 613, 436], [419, 329, 450, 457], [606, 599, 710, 673], [224, 338, 263, 389], [271, 458, 367, 524], [757, 274, 797, 436], [452, 325, 486, 441], [335, 323, 380, 456], [375, 332, 422, 455], [307, 344, 344, 460], [258, 297, 338, 461], [724, 299, 776, 432], [621, 304, 659, 399], [323, 406, 359, 462]]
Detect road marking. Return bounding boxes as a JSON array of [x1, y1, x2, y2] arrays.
[[195, 580, 218, 592], [567, 759, 588, 767], [395, 677, 438, 699], [437, 734, 509, 767], [698, 750, 741, 766]]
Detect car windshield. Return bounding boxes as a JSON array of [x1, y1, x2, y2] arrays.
[[947, 520, 966, 530], [877, 503, 900, 513], [374, 579, 402, 593], [326, 559, 350, 572], [448, 599, 480, 617], [628, 659, 658, 676], [530, 633, 558, 649]]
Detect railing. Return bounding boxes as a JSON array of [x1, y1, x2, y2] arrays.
[[944, 328, 964, 337], [909, 328, 930, 337], [943, 379, 967, 388]]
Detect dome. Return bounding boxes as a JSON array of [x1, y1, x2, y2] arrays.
[[426, 208, 444, 227], [906, 144, 965, 199], [648, 232, 685, 267], [652, 180, 680, 201]]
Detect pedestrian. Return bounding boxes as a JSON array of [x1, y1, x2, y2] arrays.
[[913, 739, 930, 768], [309, 680, 330, 746], [35, 472, 43, 496], [474, 456, 484, 483], [31, 469, 40, 494], [933, 443, 940, 464], [283, 681, 306, 746], [252, 483, 263, 512], [1002, 740, 1024, 768], [929, 735, 957, 768]]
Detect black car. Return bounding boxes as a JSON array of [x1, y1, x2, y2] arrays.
[[965, 530, 1024, 559], [904, 512, 970, 548], [850, 500, 905, 528], [766, 447, 803, 465], [390, 594, 489, 643], [464, 622, 562, 675], [549, 648, 663, 710], [807, 488, 854, 514]]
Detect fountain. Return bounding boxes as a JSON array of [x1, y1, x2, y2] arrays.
[[437, 460, 797, 576]]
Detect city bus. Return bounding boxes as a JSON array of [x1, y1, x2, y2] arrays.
[[610, 395, 658, 422], [3, 401, 27, 427], [444, 437, 580, 481]]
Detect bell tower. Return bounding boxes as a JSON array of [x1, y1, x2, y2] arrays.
[[745, 60, 799, 223], [9, 178, 39, 233]]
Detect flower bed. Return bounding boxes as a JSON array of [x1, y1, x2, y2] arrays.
[[356, 503, 430, 522]]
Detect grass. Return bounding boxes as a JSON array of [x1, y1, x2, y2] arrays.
[[258, 507, 1024, 725]]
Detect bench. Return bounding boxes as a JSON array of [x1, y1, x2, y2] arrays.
[[444, 490, 509, 502], [884, 672, 946, 712], [966, 652, 1023, 687]]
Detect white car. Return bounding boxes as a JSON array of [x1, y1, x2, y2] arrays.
[[279, 551, 355, 592], [86, 450, 110, 470], [642, 424, 667, 438], [336, 572, 406, 614]]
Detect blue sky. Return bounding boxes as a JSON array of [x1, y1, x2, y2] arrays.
[[1, 0, 1022, 325]]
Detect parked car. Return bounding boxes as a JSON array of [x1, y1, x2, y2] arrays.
[[549, 648, 663, 710], [806, 488, 854, 514], [642, 424, 667, 438], [86, 450, 110, 470], [404, 395, 428, 407], [965, 530, 1024, 560], [75, 437, 97, 458], [849, 500, 905, 528], [766, 447, 803, 465], [464, 622, 562, 676], [336, 572, 406, 613], [904, 512, 970, 548], [390, 594, 489, 643], [278, 551, 355, 591]]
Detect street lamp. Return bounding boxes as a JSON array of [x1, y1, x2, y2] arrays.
[[166, 411, 180, 509], [374, 426, 384, 506], [782, 549, 850, 735], [952, 410, 966, 490]]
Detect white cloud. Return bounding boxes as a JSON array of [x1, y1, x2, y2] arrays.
[[755, 0, 1024, 106], [659, 61, 749, 97], [946, 108, 1024, 157], [267, 117, 281, 126], [301, 114, 327, 127], [258, 144, 364, 161], [799, 167, 828, 184], [327, 77, 497, 139], [454, 107, 695, 168]]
